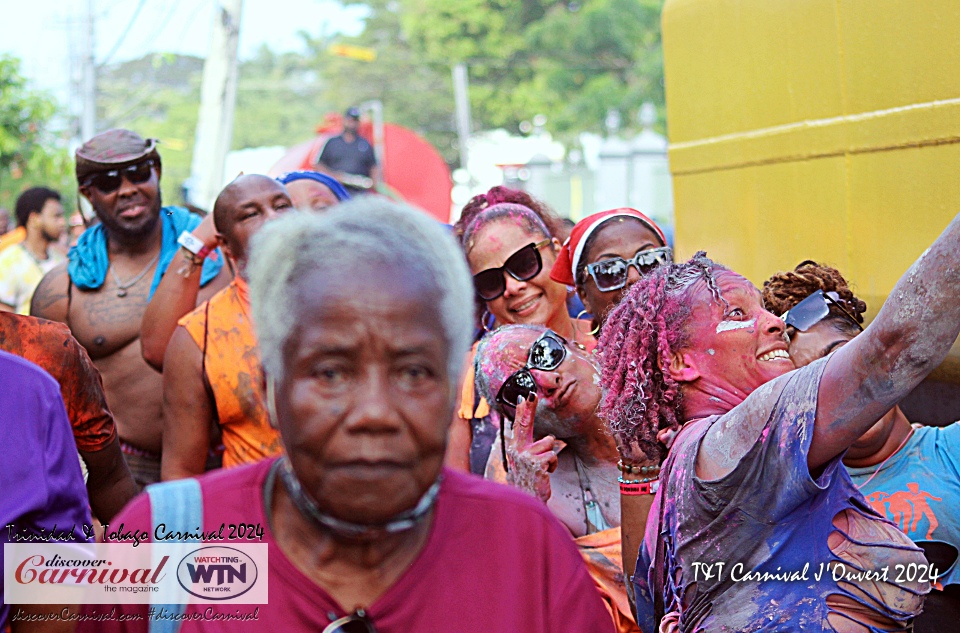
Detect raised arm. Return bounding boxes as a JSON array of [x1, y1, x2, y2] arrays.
[[811, 213, 960, 468], [160, 326, 214, 480], [140, 215, 229, 370]]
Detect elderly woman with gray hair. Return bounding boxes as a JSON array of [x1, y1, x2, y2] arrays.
[[80, 198, 613, 633]]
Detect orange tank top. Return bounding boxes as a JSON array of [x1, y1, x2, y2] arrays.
[[179, 277, 283, 468]]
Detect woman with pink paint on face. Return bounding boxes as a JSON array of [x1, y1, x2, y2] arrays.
[[596, 236, 960, 631], [446, 188, 591, 473]]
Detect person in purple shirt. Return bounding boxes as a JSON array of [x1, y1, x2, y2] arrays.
[[1, 350, 92, 630]]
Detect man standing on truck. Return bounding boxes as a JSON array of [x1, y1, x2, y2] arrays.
[[315, 106, 380, 194]]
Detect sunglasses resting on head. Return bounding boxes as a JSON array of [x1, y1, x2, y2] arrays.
[[82, 159, 156, 194], [780, 289, 863, 333], [473, 239, 551, 301]]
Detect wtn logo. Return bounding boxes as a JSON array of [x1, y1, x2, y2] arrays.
[[177, 547, 258, 600], [185, 562, 247, 585]]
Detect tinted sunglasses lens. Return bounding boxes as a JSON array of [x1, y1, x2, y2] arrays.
[[90, 171, 123, 193], [637, 247, 672, 269], [125, 161, 153, 184], [529, 335, 566, 370], [474, 269, 505, 301], [592, 258, 629, 291], [88, 161, 153, 193], [504, 243, 542, 282], [785, 291, 830, 331], [498, 370, 536, 417]]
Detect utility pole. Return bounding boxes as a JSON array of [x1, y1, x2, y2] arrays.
[[452, 63, 472, 173], [190, 0, 243, 210], [80, 0, 97, 141]]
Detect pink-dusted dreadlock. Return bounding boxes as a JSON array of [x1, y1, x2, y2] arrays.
[[597, 251, 729, 461]]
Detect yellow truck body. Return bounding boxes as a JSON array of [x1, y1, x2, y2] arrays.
[[662, 0, 960, 387]]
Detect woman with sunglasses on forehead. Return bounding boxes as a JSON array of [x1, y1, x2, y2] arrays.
[[595, 226, 960, 630], [475, 324, 643, 633], [551, 208, 670, 336], [764, 261, 960, 630], [447, 191, 589, 473]]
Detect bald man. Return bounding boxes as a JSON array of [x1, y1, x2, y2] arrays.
[[161, 175, 293, 480]]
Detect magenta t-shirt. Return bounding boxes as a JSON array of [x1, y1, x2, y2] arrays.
[[80, 459, 613, 632]]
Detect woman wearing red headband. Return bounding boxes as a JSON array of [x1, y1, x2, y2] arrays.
[[551, 209, 670, 337]]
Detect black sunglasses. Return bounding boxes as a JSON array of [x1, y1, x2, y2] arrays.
[[322, 609, 377, 633], [473, 239, 551, 301], [495, 329, 568, 421], [781, 289, 863, 333], [585, 246, 672, 292], [82, 159, 156, 194]]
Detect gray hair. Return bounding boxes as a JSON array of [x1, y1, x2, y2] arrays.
[[247, 198, 474, 383], [474, 323, 547, 409]]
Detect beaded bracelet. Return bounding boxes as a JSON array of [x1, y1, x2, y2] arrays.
[[618, 474, 657, 484], [617, 459, 661, 477]]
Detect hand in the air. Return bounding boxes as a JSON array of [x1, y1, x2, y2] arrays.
[[505, 393, 558, 503]]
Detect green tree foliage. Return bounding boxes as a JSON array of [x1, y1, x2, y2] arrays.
[[0, 56, 74, 213], [307, 0, 665, 164], [98, 51, 334, 205], [302, 0, 460, 163], [232, 45, 333, 150]]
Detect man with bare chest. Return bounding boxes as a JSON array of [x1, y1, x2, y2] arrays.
[[31, 129, 228, 486]]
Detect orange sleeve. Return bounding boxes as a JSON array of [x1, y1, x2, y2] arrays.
[[60, 328, 117, 452], [456, 343, 489, 420]]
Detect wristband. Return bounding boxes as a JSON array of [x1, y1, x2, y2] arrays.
[[620, 479, 659, 496], [177, 231, 213, 260]]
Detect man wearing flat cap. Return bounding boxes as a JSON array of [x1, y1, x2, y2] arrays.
[[32, 128, 229, 486], [315, 106, 380, 194]]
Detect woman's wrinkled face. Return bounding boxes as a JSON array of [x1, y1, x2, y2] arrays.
[[681, 273, 794, 400], [467, 220, 567, 326], [578, 218, 664, 325], [284, 179, 340, 213], [273, 266, 452, 525], [479, 327, 600, 438]]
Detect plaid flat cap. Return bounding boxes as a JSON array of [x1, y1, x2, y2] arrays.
[[75, 129, 161, 183]]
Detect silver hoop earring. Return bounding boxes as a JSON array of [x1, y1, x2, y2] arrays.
[[481, 308, 494, 333]]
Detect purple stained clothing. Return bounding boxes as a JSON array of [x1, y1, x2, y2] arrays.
[[0, 350, 92, 627], [634, 357, 930, 633]]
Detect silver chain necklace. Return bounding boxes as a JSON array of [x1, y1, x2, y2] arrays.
[[109, 252, 160, 297]]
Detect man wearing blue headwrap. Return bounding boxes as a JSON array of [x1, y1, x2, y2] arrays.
[[276, 170, 351, 212], [31, 128, 230, 486]]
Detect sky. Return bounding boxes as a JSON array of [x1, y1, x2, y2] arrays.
[[0, 0, 367, 103]]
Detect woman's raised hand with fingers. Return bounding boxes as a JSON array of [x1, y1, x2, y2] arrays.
[[505, 393, 558, 503]]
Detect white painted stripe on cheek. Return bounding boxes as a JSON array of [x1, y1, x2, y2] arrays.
[[715, 318, 757, 334]]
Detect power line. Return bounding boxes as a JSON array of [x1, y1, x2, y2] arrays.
[[140, 0, 186, 52], [98, 0, 148, 67]]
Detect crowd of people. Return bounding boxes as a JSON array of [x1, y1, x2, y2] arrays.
[[1, 123, 958, 632]]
